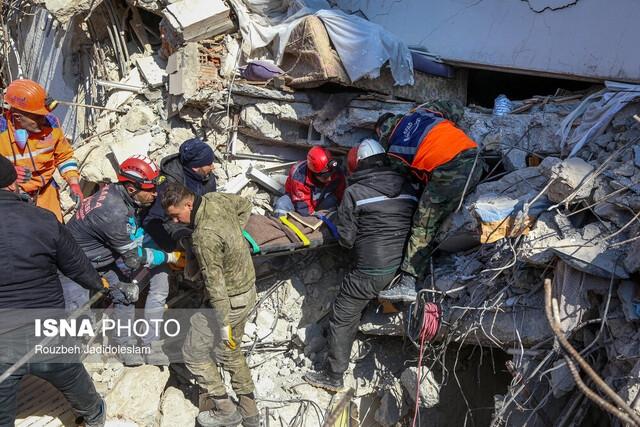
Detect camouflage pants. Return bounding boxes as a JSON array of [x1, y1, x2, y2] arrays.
[[182, 286, 256, 396], [401, 147, 483, 280]]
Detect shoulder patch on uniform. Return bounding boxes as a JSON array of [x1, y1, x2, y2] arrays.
[[45, 113, 60, 129]]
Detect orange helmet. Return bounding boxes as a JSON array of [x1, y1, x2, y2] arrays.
[[117, 155, 160, 189], [4, 79, 53, 115]]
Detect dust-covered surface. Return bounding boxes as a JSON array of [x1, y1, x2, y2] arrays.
[[3, 1, 640, 426]]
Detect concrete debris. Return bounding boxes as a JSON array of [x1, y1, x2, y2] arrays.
[[136, 55, 169, 88], [162, 0, 232, 43], [400, 367, 440, 408], [12, 2, 640, 424], [547, 157, 595, 203], [375, 381, 410, 426], [105, 365, 170, 425], [158, 387, 199, 427]]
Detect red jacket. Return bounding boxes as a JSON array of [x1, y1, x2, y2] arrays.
[[284, 160, 345, 215]]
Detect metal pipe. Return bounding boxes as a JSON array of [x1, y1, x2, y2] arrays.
[[95, 79, 143, 93]]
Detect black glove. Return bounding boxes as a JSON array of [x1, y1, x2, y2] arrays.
[[104, 281, 139, 304]]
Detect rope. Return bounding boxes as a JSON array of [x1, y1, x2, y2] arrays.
[[411, 302, 440, 427]]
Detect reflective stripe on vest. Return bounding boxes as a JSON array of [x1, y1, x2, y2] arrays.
[[387, 108, 446, 165], [355, 194, 419, 207]]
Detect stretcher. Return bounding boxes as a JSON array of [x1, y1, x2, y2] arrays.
[[242, 210, 339, 257]]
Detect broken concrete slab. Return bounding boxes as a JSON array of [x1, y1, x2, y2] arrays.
[[110, 132, 153, 166], [400, 366, 440, 408], [553, 240, 629, 279], [247, 166, 285, 195], [136, 55, 168, 88], [547, 157, 596, 204], [43, 0, 99, 25], [518, 211, 564, 265], [163, 0, 232, 43]]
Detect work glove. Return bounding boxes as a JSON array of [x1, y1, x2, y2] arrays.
[[220, 325, 236, 349], [102, 278, 139, 305], [168, 251, 186, 270], [14, 166, 32, 183], [166, 251, 181, 265], [69, 182, 83, 212]]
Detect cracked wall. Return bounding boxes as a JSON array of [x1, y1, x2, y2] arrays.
[[333, 0, 640, 83]]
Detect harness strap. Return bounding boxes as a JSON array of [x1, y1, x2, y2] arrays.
[[242, 230, 260, 254], [317, 214, 339, 240], [279, 216, 310, 246]]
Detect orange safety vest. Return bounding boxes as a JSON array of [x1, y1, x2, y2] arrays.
[[387, 107, 477, 182], [0, 112, 79, 221]]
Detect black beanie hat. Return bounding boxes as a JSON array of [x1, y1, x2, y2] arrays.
[[179, 139, 215, 168], [0, 156, 17, 188]]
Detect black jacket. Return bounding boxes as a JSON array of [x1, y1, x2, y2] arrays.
[[335, 167, 418, 271], [0, 191, 102, 308], [143, 154, 216, 252], [66, 183, 168, 270]]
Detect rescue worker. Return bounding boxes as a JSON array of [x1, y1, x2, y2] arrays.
[[273, 146, 345, 217], [303, 139, 418, 391], [143, 138, 217, 252], [0, 155, 137, 426], [0, 79, 83, 222], [377, 101, 483, 302], [61, 155, 182, 366], [161, 183, 260, 427]]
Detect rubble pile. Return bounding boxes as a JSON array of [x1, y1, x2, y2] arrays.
[[2, 0, 640, 426]]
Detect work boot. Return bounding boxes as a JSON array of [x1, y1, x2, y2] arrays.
[[378, 274, 418, 303], [144, 340, 170, 366], [238, 394, 261, 427], [304, 370, 344, 392], [197, 397, 243, 427], [116, 339, 144, 366], [83, 399, 106, 427]]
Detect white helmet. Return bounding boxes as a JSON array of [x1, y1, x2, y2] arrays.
[[356, 138, 386, 164]]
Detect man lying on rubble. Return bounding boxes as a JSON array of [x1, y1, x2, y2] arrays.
[[161, 182, 261, 427], [376, 101, 484, 303], [303, 139, 418, 391], [0, 155, 137, 426], [60, 155, 183, 366], [143, 138, 217, 253], [273, 146, 346, 217]]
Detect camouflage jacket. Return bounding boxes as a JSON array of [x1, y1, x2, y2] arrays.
[[191, 193, 255, 325]]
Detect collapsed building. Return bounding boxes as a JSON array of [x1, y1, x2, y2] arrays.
[[2, 0, 640, 426]]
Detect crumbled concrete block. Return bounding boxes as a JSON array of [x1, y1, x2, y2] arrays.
[[375, 381, 409, 426], [136, 55, 168, 88], [624, 239, 640, 273], [159, 387, 198, 427], [105, 365, 170, 425], [400, 366, 440, 408], [547, 157, 595, 203], [110, 133, 153, 166], [163, 0, 231, 43]]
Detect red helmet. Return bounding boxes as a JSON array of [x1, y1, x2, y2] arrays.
[[347, 146, 358, 175], [4, 79, 55, 115], [117, 155, 160, 189], [307, 146, 337, 176]]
